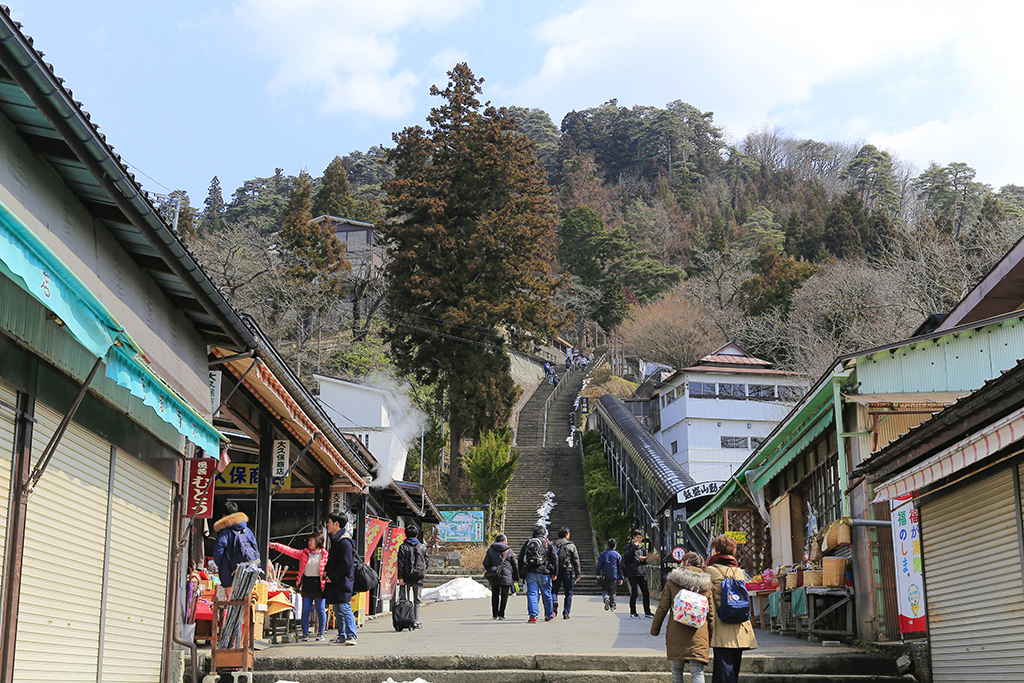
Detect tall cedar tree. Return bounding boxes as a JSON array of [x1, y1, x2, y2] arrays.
[[200, 176, 226, 234], [383, 64, 559, 494], [278, 170, 350, 291]]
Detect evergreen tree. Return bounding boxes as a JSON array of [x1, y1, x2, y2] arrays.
[[312, 156, 355, 218], [200, 176, 226, 234], [383, 63, 560, 494], [277, 170, 350, 285]]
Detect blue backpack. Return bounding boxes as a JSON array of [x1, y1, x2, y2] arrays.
[[718, 575, 750, 623], [230, 527, 261, 566]]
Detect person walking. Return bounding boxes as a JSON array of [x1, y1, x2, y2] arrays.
[[269, 532, 328, 641], [519, 525, 558, 623], [551, 526, 581, 619], [624, 529, 653, 618], [397, 525, 428, 629], [483, 533, 519, 620], [707, 535, 757, 683], [596, 538, 625, 612], [323, 511, 358, 645], [650, 552, 713, 683], [211, 501, 260, 599]]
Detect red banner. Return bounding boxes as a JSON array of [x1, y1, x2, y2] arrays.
[[380, 526, 406, 596], [365, 518, 390, 563], [184, 457, 216, 518]]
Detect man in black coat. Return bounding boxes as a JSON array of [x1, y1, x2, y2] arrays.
[[623, 529, 653, 618], [397, 525, 428, 629], [519, 524, 558, 622], [483, 533, 520, 620], [323, 511, 357, 644], [552, 526, 582, 619]]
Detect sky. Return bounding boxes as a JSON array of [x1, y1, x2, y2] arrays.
[[15, 1, 1024, 205]]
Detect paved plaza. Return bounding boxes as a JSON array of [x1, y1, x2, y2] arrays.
[[262, 594, 854, 660]]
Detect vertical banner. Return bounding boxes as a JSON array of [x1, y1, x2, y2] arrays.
[[272, 439, 289, 478], [364, 518, 390, 563], [209, 370, 222, 416], [380, 526, 406, 596], [184, 457, 216, 518], [891, 494, 927, 633]]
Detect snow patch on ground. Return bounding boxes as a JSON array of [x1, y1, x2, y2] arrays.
[[536, 491, 556, 528], [421, 577, 491, 601]]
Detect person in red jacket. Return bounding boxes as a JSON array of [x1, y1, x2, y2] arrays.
[[270, 532, 329, 641]]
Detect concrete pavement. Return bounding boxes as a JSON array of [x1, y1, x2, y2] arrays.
[[261, 593, 856, 660]]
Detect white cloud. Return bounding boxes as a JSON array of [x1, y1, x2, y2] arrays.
[[223, 0, 481, 118], [511, 0, 1024, 184]]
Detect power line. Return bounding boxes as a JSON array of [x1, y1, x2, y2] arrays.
[[123, 158, 174, 193]]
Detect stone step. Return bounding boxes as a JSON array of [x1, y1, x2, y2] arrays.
[[254, 673, 914, 683]]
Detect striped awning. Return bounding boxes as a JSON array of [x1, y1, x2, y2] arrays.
[[872, 405, 1024, 502]]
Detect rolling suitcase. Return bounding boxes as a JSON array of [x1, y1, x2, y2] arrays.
[[392, 596, 417, 631]]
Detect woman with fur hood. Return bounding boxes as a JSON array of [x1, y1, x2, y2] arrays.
[[650, 552, 713, 683], [707, 535, 757, 683], [211, 501, 260, 598]]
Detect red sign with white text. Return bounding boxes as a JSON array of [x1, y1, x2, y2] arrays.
[[185, 457, 217, 518]]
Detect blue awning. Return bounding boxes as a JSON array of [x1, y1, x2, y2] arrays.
[[0, 199, 223, 456]]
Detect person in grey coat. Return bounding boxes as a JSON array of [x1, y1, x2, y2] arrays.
[[483, 533, 520, 620]]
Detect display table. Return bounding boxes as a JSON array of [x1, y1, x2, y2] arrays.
[[798, 586, 855, 642], [748, 588, 775, 629]]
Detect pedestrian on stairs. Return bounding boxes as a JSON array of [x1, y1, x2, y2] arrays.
[[483, 533, 519, 620], [596, 538, 625, 612], [624, 530, 654, 618], [552, 526, 582, 619], [397, 525, 428, 629], [520, 525, 558, 623]]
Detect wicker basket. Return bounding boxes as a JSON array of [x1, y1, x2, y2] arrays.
[[838, 522, 851, 545], [823, 557, 848, 587], [809, 538, 823, 561], [786, 571, 802, 590], [804, 570, 823, 587], [825, 521, 852, 548]]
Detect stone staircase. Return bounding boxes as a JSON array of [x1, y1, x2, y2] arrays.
[[253, 652, 917, 683], [506, 369, 601, 595]]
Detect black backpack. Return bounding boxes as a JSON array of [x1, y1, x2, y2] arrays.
[[230, 527, 260, 566], [352, 539, 380, 593], [407, 543, 428, 582], [523, 537, 546, 570], [558, 541, 577, 575]]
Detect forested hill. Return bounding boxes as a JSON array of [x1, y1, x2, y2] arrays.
[[175, 97, 1024, 382]]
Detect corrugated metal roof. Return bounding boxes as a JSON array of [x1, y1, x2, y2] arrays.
[[844, 392, 968, 407], [699, 353, 773, 366], [683, 365, 798, 376]]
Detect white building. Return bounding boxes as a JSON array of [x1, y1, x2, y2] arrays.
[[654, 344, 804, 483], [314, 374, 411, 484]]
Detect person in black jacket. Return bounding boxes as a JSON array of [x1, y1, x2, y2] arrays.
[[483, 532, 520, 622], [519, 525, 558, 623], [623, 529, 653, 618], [323, 511, 357, 645], [397, 525, 428, 629], [483, 533, 520, 620], [552, 526, 582, 619]]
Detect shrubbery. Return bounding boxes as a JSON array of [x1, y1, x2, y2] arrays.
[[581, 430, 633, 548]]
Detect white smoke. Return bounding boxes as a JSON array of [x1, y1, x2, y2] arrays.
[[360, 370, 427, 489]]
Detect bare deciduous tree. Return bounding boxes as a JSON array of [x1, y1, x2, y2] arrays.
[[617, 287, 725, 369]]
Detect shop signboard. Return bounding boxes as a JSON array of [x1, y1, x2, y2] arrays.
[[215, 462, 290, 489], [891, 494, 927, 633], [380, 526, 406, 596], [725, 530, 747, 544], [677, 481, 726, 504], [184, 457, 217, 518], [438, 510, 484, 542], [272, 439, 289, 478], [365, 517, 390, 563]]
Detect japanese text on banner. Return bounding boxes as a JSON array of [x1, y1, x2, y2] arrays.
[[890, 495, 927, 634]]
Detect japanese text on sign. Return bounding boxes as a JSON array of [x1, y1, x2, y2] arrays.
[[272, 439, 289, 478], [677, 481, 726, 504], [215, 462, 291, 489], [891, 495, 927, 634], [184, 457, 217, 518]]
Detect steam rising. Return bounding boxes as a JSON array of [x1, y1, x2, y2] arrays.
[[361, 370, 427, 489]]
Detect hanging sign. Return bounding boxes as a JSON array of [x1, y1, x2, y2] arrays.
[[380, 526, 406, 596], [365, 517, 390, 563], [215, 463, 290, 489], [209, 370, 222, 416], [184, 457, 216, 518], [891, 494, 927, 633], [272, 439, 289, 478], [677, 481, 726, 504]]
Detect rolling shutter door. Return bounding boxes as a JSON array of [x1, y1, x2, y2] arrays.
[[920, 466, 1024, 682], [0, 380, 16, 595], [13, 403, 109, 683], [100, 449, 172, 683]]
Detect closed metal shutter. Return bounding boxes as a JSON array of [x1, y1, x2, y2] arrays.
[[920, 466, 1024, 682], [13, 403, 109, 682], [100, 449, 172, 682], [0, 380, 16, 594]]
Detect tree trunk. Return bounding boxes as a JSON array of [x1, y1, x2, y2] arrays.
[[448, 416, 464, 497]]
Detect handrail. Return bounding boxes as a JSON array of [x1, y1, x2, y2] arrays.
[[542, 367, 571, 447]]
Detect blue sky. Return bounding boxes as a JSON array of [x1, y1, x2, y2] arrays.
[[15, 1, 1023, 204]]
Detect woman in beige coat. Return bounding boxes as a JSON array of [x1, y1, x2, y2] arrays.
[[650, 552, 712, 683], [707, 535, 757, 683]]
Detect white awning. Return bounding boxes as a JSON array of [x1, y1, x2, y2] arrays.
[[872, 405, 1024, 502]]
